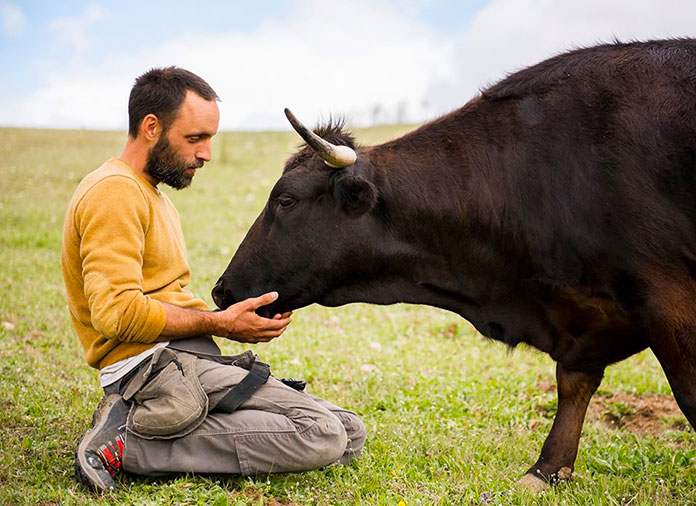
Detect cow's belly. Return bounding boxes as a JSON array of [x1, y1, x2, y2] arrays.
[[468, 289, 647, 371]]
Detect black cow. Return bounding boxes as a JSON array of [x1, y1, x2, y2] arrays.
[[213, 39, 696, 490]]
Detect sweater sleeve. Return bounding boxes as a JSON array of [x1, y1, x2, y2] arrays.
[[75, 176, 167, 343]]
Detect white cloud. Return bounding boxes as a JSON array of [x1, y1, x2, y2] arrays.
[[48, 4, 108, 53], [2, 0, 696, 130], [1, 2, 24, 36], [150, 0, 455, 129], [424, 0, 696, 114]]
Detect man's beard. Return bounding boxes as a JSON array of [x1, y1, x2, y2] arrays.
[[144, 134, 203, 190]]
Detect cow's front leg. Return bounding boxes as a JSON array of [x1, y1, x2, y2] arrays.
[[516, 363, 603, 493]]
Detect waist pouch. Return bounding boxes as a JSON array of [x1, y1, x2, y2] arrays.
[[122, 347, 270, 440]]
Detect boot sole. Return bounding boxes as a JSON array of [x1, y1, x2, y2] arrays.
[[74, 394, 122, 492]]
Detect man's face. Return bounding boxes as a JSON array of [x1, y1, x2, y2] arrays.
[[145, 90, 220, 189]]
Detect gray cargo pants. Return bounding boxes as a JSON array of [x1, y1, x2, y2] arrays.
[[105, 342, 366, 477]]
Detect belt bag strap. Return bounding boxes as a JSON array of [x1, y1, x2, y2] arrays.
[[214, 359, 271, 413]]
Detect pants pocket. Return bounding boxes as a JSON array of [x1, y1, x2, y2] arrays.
[[126, 349, 208, 440]]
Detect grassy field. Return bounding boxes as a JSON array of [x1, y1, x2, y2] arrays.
[[0, 125, 694, 505]]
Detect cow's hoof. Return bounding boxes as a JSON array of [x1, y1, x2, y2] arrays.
[[556, 466, 572, 481], [516, 467, 574, 493], [515, 473, 548, 494]]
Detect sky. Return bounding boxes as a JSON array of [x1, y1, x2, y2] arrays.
[[1, 0, 695, 131]]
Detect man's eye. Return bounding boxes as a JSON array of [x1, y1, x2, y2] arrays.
[[277, 195, 296, 208], [188, 137, 200, 143]]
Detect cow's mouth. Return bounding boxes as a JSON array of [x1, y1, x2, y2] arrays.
[[256, 297, 307, 319], [255, 304, 275, 319]]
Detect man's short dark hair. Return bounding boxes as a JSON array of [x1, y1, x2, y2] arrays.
[[128, 66, 219, 138]]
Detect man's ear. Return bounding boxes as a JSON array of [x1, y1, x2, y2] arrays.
[[332, 171, 378, 217], [140, 114, 162, 142]]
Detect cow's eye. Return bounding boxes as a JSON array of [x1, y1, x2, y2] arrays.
[[277, 195, 296, 208]]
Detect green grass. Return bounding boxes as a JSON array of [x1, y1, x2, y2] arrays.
[[0, 126, 694, 505]]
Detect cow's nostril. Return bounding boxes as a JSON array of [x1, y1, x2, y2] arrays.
[[211, 281, 226, 309]]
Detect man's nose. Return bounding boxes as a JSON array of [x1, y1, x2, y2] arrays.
[[197, 141, 212, 162]]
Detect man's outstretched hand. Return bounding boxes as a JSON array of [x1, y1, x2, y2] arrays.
[[213, 291, 293, 343]]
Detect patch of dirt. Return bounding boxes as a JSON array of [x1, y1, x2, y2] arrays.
[[537, 381, 556, 393], [586, 392, 687, 437], [22, 330, 43, 341], [534, 381, 689, 437]]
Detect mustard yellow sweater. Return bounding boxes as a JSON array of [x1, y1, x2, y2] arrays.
[[61, 158, 208, 369]]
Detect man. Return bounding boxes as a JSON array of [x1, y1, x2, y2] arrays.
[[61, 66, 366, 492]]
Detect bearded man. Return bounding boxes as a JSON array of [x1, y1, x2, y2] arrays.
[[61, 67, 365, 492]]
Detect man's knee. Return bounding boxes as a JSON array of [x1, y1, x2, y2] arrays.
[[337, 411, 366, 465], [302, 415, 348, 469]]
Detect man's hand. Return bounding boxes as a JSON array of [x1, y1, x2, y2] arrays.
[[212, 291, 292, 343], [159, 292, 292, 343]]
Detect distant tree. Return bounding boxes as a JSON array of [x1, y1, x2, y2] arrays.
[[371, 104, 382, 126], [396, 101, 408, 124]]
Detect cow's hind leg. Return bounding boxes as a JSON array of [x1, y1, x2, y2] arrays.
[[643, 274, 696, 431], [516, 364, 603, 493], [648, 328, 696, 431]]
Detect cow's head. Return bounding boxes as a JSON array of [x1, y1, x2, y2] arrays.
[[212, 109, 399, 316]]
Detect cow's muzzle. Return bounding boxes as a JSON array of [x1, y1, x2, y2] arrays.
[[211, 280, 278, 319]]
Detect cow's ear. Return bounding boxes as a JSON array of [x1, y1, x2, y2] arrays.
[[332, 172, 378, 216]]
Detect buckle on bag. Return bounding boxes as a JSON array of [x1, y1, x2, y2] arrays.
[[214, 359, 271, 413]]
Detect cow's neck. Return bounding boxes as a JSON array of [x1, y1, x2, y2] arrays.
[[372, 104, 502, 226], [364, 106, 556, 347], [370, 104, 518, 273]]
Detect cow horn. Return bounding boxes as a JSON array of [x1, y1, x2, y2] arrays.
[[284, 108, 357, 168]]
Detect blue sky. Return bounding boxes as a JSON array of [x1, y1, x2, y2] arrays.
[[0, 0, 486, 93], [3, 1, 290, 94], [1, 0, 694, 130]]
